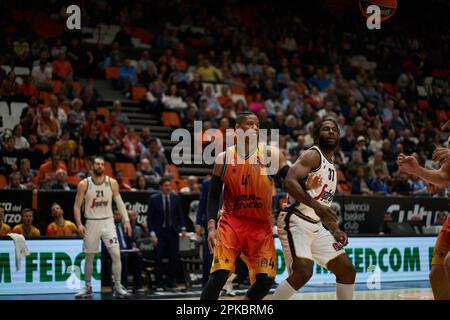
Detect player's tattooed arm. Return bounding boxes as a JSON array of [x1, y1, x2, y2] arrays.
[[73, 179, 87, 236], [284, 150, 338, 230]]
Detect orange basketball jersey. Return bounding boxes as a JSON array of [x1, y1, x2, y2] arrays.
[[220, 143, 273, 221]]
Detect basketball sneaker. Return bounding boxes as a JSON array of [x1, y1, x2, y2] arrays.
[[75, 286, 94, 299], [113, 284, 131, 298]]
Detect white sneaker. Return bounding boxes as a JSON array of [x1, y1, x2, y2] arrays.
[[75, 286, 93, 299], [113, 284, 131, 298]]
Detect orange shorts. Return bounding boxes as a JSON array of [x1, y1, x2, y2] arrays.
[[432, 216, 450, 265], [210, 214, 276, 284]]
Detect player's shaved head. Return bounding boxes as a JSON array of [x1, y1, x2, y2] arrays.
[[236, 111, 257, 126]]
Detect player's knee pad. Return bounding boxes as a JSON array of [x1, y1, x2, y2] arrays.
[[246, 274, 274, 300], [200, 270, 229, 300]]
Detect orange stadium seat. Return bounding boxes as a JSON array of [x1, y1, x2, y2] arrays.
[[383, 83, 396, 94], [67, 175, 81, 185], [418, 99, 429, 110], [105, 67, 119, 80], [168, 164, 180, 180], [104, 161, 114, 177], [73, 81, 81, 94], [171, 179, 188, 192], [97, 107, 110, 122], [0, 175, 7, 189], [52, 80, 61, 94], [436, 110, 448, 122], [115, 162, 136, 180], [178, 179, 188, 189], [132, 86, 147, 101], [39, 91, 53, 105], [230, 85, 246, 95], [338, 182, 352, 196], [162, 112, 181, 128], [171, 179, 180, 192]]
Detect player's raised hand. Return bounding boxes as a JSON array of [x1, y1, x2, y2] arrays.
[[77, 224, 86, 236], [124, 221, 132, 237], [397, 154, 419, 174], [432, 147, 450, 162], [306, 173, 322, 190]]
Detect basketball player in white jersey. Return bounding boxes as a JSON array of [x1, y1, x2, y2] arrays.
[[272, 117, 356, 300], [73, 156, 132, 298]]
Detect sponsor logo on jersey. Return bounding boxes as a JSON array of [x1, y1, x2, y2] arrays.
[[260, 258, 268, 267], [233, 194, 263, 210], [90, 198, 109, 209], [319, 189, 335, 203]]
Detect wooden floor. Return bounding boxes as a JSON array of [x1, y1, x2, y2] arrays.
[[0, 281, 434, 300], [176, 281, 434, 300], [177, 289, 433, 300]]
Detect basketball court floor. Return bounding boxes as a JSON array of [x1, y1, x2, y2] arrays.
[[0, 281, 433, 300]]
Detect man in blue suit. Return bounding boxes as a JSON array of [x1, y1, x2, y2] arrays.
[[147, 177, 187, 291], [195, 176, 213, 287]]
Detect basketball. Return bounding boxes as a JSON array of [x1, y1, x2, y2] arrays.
[[359, 0, 397, 22]]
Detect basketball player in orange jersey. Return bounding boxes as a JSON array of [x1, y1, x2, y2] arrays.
[[272, 117, 356, 300], [397, 146, 450, 300], [200, 111, 323, 300]]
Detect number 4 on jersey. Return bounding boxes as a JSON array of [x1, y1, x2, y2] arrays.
[[241, 174, 250, 187]]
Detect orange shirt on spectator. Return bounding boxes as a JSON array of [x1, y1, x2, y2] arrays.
[[12, 224, 41, 237], [18, 83, 39, 97], [217, 94, 233, 108], [46, 220, 77, 236], [0, 223, 11, 236], [70, 157, 91, 176], [81, 120, 105, 138], [52, 59, 73, 79], [37, 160, 68, 185]]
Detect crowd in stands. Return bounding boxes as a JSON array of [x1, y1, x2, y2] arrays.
[[0, 0, 449, 199]]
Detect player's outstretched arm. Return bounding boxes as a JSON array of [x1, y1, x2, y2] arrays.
[[206, 151, 225, 253], [284, 150, 338, 230], [110, 178, 132, 236], [74, 179, 88, 236], [397, 153, 450, 188]]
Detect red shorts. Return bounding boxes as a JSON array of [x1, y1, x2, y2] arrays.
[[210, 214, 276, 284], [432, 216, 450, 265]]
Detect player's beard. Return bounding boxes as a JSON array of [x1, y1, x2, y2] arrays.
[[93, 168, 104, 177], [319, 135, 338, 151]]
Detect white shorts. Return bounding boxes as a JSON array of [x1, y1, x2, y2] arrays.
[[277, 210, 345, 274], [83, 218, 118, 253]]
